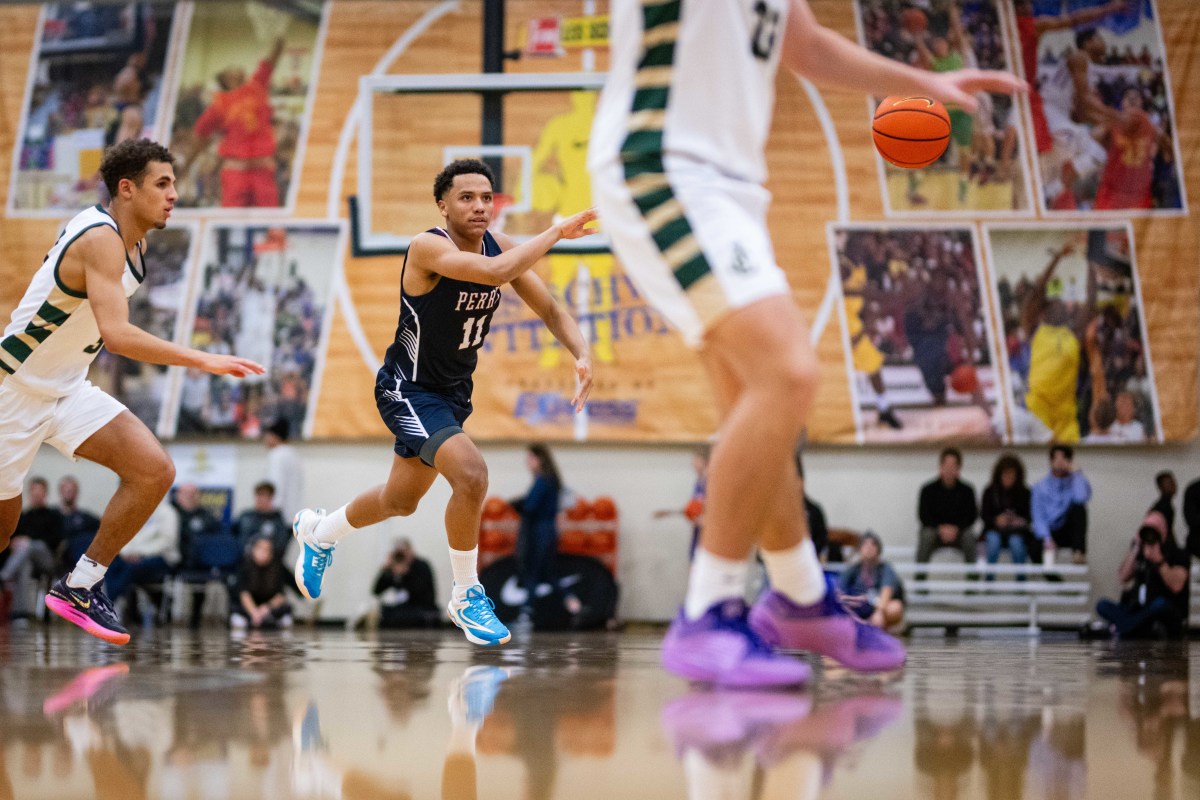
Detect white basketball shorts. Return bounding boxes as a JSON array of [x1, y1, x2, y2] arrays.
[[591, 154, 790, 348], [0, 380, 126, 499]]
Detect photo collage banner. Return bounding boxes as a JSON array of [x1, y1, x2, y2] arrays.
[[0, 0, 1195, 445]]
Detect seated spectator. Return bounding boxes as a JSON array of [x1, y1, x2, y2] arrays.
[[1, 477, 64, 620], [838, 532, 904, 630], [173, 483, 235, 628], [1095, 514, 1189, 639], [57, 476, 100, 568], [372, 538, 439, 629], [105, 500, 179, 624], [916, 448, 978, 565], [1185, 475, 1200, 561], [234, 481, 289, 563], [1032, 445, 1091, 562], [1149, 471, 1177, 542], [981, 453, 1034, 575], [230, 536, 293, 630]]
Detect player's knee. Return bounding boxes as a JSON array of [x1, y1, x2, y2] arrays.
[[769, 349, 821, 405], [381, 492, 419, 518], [449, 462, 489, 500]]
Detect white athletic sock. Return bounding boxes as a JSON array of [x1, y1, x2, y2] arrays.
[[314, 506, 356, 545], [876, 390, 893, 412], [66, 556, 107, 590], [760, 539, 826, 605], [449, 546, 479, 601], [684, 549, 750, 621], [446, 721, 479, 756]]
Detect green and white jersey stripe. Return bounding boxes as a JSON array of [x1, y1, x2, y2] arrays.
[[0, 205, 144, 397]]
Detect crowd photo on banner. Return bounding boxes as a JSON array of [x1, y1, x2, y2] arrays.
[[181, 224, 340, 439], [987, 225, 1159, 444], [9, 1, 175, 214], [832, 226, 1000, 443], [167, 0, 322, 210], [1013, 0, 1186, 212], [857, 0, 1033, 213]]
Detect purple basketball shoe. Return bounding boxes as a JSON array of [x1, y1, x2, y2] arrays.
[[748, 576, 906, 672], [662, 599, 812, 688]]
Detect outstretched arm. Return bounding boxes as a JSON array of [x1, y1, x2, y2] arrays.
[[508, 264, 595, 412], [410, 208, 596, 287], [1035, 0, 1130, 34], [781, 0, 1025, 113], [1020, 242, 1072, 336], [76, 230, 264, 378]]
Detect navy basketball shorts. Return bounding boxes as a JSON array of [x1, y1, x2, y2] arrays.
[[375, 384, 472, 467]]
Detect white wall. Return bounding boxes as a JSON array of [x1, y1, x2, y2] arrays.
[[23, 434, 1200, 622]]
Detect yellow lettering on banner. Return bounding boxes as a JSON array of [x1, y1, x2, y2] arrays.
[[560, 15, 609, 48]]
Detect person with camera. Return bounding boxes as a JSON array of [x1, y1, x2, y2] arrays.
[[372, 538, 438, 629], [1095, 512, 1190, 639]]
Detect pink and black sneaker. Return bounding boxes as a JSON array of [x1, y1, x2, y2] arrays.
[[45, 577, 130, 646], [748, 576, 905, 673], [661, 599, 812, 688]]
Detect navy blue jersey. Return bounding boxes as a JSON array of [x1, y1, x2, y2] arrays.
[[380, 228, 503, 401]]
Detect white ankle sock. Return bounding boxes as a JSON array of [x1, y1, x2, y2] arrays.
[[66, 556, 107, 590], [449, 546, 479, 600], [760, 539, 826, 605], [314, 506, 356, 545], [684, 549, 750, 621]]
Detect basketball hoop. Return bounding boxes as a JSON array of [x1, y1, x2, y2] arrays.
[[254, 227, 288, 254], [245, 1, 292, 44]]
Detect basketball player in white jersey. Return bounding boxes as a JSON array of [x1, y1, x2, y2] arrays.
[[0, 139, 264, 644], [589, 0, 1024, 686]]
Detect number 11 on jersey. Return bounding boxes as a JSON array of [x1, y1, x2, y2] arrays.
[[458, 317, 487, 350]]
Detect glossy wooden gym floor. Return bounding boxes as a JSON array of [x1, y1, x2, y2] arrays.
[[0, 626, 1195, 799]]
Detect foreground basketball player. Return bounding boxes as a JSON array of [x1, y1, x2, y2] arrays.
[[0, 139, 264, 644], [292, 160, 595, 646], [589, 0, 1024, 685]]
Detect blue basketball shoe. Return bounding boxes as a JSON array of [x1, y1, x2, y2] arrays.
[[292, 508, 333, 600], [447, 584, 511, 646]]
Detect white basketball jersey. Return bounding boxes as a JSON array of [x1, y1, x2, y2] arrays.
[[589, 0, 789, 185], [0, 205, 144, 398]]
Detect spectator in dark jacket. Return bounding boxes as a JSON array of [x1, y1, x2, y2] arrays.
[[57, 476, 100, 567], [1149, 471, 1177, 542], [373, 538, 438, 629], [1095, 513, 1189, 639], [1, 478, 64, 618], [230, 536, 292, 630], [512, 444, 562, 613], [1185, 476, 1200, 561], [916, 448, 978, 565], [234, 481, 289, 563], [981, 453, 1034, 575]]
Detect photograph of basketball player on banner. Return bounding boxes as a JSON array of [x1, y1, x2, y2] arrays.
[[830, 225, 1001, 444], [178, 222, 343, 440], [985, 224, 1160, 444], [855, 0, 1034, 214], [85, 225, 198, 437], [7, 2, 177, 216], [166, 0, 326, 211], [1011, 0, 1186, 213]]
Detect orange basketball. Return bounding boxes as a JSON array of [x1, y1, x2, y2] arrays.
[[950, 364, 979, 395], [901, 7, 928, 33], [872, 96, 951, 169]]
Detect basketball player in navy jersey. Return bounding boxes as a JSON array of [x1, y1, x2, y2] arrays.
[[292, 159, 596, 646]]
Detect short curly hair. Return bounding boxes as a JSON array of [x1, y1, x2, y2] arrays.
[[99, 138, 174, 198], [433, 159, 495, 201]]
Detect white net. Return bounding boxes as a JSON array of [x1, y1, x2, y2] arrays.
[[245, 1, 292, 44]]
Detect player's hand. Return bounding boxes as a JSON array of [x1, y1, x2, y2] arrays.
[[557, 208, 599, 241], [199, 352, 266, 378], [572, 354, 594, 413], [925, 69, 1026, 113]]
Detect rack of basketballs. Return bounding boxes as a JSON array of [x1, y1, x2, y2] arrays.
[[479, 495, 619, 576]]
